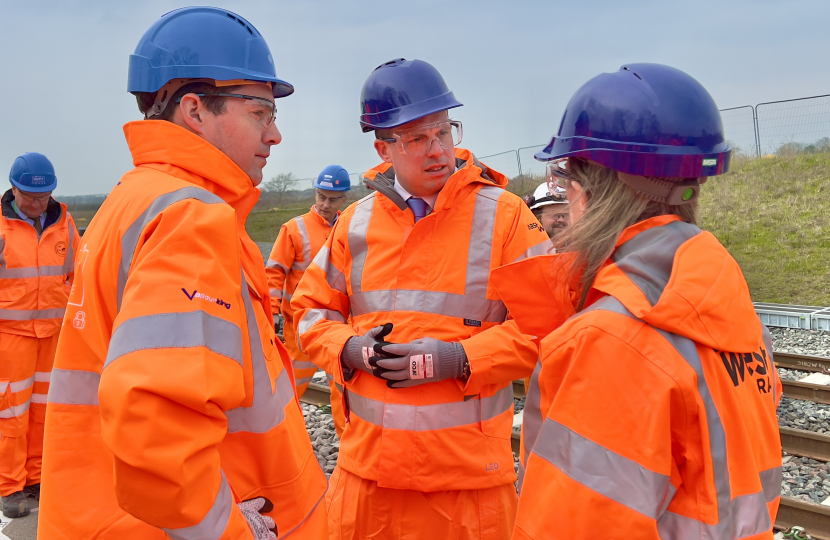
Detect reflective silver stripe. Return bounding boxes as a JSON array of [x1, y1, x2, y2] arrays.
[[0, 307, 65, 320], [266, 259, 289, 273], [465, 185, 503, 298], [270, 288, 284, 300], [48, 369, 101, 406], [0, 376, 34, 394], [226, 270, 297, 434], [311, 246, 347, 295], [295, 376, 314, 386], [348, 383, 513, 431], [31, 394, 47, 404], [512, 238, 555, 263], [297, 309, 346, 337], [293, 360, 317, 370], [518, 360, 543, 494], [64, 216, 76, 274], [347, 193, 376, 293], [292, 216, 312, 272], [104, 311, 243, 369], [162, 472, 233, 540], [34, 372, 50, 384], [0, 265, 66, 278], [533, 417, 676, 519], [285, 292, 293, 302], [349, 288, 507, 323], [611, 221, 700, 306], [0, 400, 30, 418], [587, 296, 775, 537], [118, 187, 225, 310], [759, 466, 782, 503]]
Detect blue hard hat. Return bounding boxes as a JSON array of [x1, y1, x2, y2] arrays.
[[315, 165, 351, 192], [128, 6, 293, 98], [9, 153, 57, 193], [360, 58, 462, 133], [536, 63, 731, 178]]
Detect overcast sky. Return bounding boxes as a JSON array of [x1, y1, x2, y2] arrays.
[[2, 0, 829, 195]]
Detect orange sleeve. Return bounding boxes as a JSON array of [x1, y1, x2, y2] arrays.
[[66, 212, 82, 288], [517, 322, 679, 540], [98, 199, 253, 538], [460, 198, 552, 395], [291, 216, 355, 385], [265, 223, 295, 319]]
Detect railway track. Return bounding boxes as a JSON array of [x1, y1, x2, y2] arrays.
[[299, 360, 830, 539]]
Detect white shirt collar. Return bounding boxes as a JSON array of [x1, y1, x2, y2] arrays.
[[393, 180, 439, 210]]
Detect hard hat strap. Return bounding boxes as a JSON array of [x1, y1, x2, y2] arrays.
[[617, 172, 700, 205]]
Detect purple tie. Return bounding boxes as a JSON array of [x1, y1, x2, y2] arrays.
[[407, 197, 428, 223]]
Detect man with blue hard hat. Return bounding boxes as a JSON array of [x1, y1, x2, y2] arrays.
[[293, 58, 553, 539], [39, 7, 327, 539], [266, 165, 351, 438], [0, 152, 79, 518]]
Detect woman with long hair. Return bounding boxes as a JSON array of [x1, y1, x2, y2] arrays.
[[494, 64, 782, 539]]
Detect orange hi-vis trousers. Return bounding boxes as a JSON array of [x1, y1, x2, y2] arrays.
[[326, 466, 517, 540], [0, 332, 57, 496]]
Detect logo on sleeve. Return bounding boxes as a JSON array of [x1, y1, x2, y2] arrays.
[[182, 288, 232, 310], [717, 346, 772, 394]]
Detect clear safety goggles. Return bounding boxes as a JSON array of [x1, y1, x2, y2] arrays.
[[177, 93, 277, 128], [545, 158, 581, 193], [378, 120, 463, 156]]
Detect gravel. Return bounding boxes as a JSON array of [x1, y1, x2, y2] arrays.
[[302, 402, 339, 478], [770, 327, 830, 357], [782, 454, 830, 503]]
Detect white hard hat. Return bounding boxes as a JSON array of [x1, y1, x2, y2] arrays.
[[529, 182, 568, 211]]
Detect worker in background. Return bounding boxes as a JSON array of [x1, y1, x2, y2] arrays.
[[0, 153, 79, 518], [526, 162, 570, 238], [292, 58, 553, 540], [38, 7, 327, 539], [266, 165, 350, 436], [492, 63, 782, 539]]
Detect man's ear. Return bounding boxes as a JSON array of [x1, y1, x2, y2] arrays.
[[373, 139, 393, 164], [172, 94, 209, 136]]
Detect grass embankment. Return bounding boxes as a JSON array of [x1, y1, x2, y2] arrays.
[[699, 153, 830, 305], [244, 155, 830, 305]]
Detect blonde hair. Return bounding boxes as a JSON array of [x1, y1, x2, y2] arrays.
[[555, 159, 698, 310]]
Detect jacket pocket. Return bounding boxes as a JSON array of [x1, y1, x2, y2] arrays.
[[0, 284, 26, 303]]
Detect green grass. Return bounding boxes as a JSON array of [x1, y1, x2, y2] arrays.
[[699, 153, 830, 305], [238, 154, 830, 305]]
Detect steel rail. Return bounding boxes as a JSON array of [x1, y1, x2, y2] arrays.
[[776, 351, 830, 373]]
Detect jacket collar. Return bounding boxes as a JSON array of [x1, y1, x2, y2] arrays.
[[123, 120, 261, 223]]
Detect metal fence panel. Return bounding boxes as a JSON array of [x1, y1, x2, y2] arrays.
[[756, 94, 830, 156], [517, 144, 548, 178], [478, 150, 520, 179], [720, 105, 759, 157]]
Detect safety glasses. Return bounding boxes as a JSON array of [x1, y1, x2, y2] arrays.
[[378, 120, 463, 156], [545, 158, 581, 193], [178, 93, 277, 128], [15, 190, 51, 203]]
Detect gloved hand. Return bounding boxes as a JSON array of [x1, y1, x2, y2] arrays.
[[340, 323, 398, 379], [370, 337, 467, 388], [239, 497, 276, 540]]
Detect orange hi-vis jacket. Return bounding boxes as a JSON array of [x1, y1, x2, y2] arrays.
[[39, 121, 328, 540], [266, 207, 339, 385], [292, 149, 553, 491], [492, 215, 782, 540], [0, 190, 79, 337]]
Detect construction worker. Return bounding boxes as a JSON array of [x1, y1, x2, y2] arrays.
[[0, 152, 79, 518], [491, 64, 782, 539], [526, 165, 570, 238], [266, 165, 350, 436], [39, 7, 327, 539], [292, 58, 553, 539]]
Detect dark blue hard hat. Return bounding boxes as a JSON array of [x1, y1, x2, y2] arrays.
[[360, 59, 462, 133], [128, 6, 293, 99], [9, 152, 57, 193], [536, 63, 731, 178], [315, 165, 351, 192]]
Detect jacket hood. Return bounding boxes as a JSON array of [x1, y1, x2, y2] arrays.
[[362, 148, 508, 212], [493, 215, 761, 353], [592, 215, 761, 352], [123, 120, 261, 221]]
